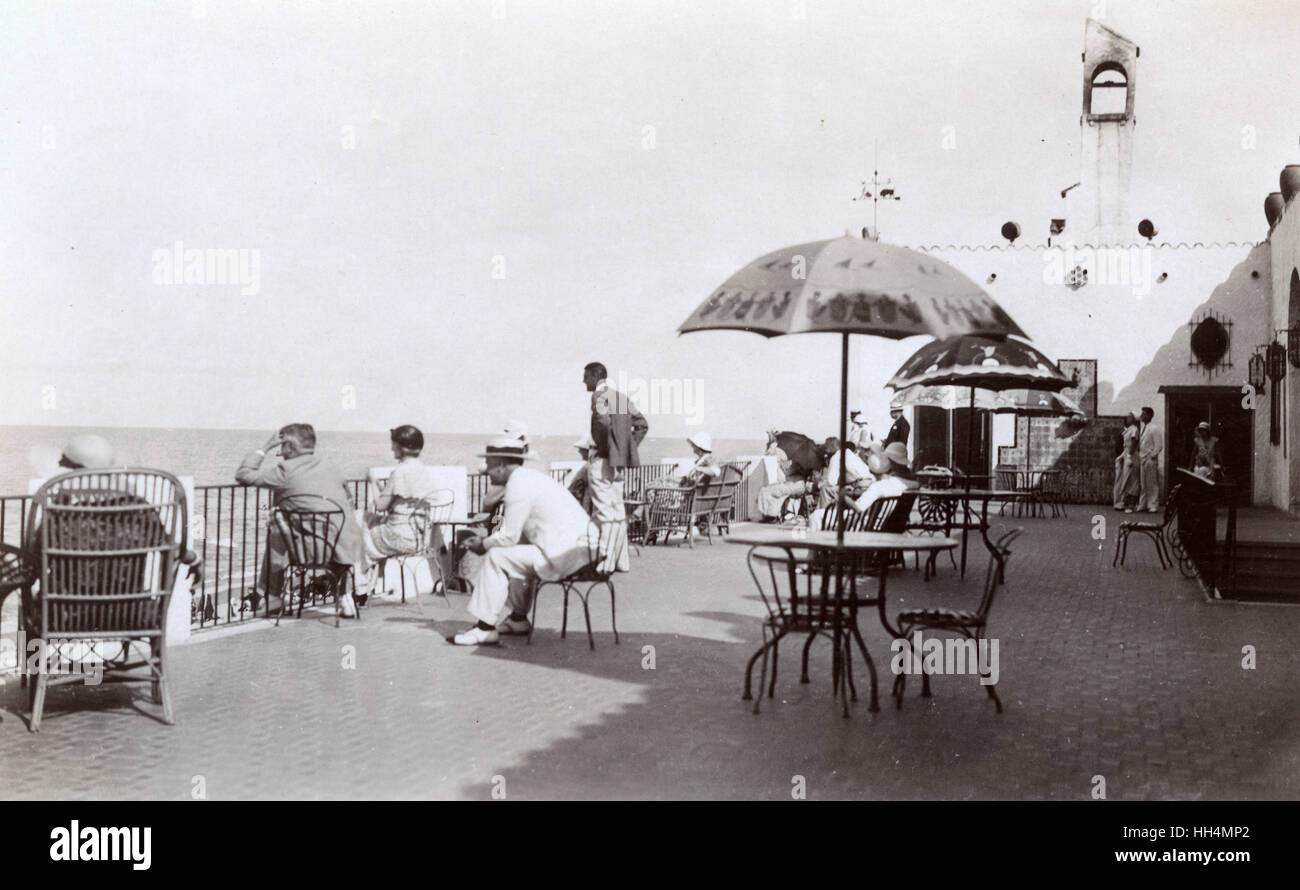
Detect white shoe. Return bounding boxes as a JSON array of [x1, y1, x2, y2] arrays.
[[452, 626, 500, 646], [338, 591, 357, 618], [1147, 507, 1160, 513], [496, 616, 532, 635]]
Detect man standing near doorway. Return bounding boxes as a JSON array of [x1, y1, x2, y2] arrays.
[[1136, 406, 1163, 513], [583, 362, 649, 521], [883, 406, 910, 449]]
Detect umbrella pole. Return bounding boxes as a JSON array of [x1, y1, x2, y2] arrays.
[[966, 387, 976, 490], [838, 333, 848, 546]]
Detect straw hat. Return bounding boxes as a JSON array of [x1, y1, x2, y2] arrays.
[[573, 435, 595, 452], [476, 436, 539, 462], [61, 434, 116, 469], [881, 441, 911, 470], [688, 431, 713, 453]]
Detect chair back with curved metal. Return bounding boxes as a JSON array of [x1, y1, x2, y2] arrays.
[[974, 527, 1023, 619], [529, 517, 628, 649], [270, 495, 353, 622], [272, 498, 347, 571], [406, 489, 456, 556]]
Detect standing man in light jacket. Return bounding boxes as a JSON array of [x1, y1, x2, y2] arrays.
[[583, 361, 649, 521], [1135, 406, 1164, 513]]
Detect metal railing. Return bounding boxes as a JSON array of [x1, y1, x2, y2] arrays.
[[1, 461, 757, 632]]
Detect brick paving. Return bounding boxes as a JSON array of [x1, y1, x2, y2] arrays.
[[2, 513, 1298, 800]]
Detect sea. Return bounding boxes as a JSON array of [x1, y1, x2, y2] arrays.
[[0, 426, 769, 494]]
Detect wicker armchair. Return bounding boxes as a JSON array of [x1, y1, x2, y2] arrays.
[[689, 463, 745, 542], [20, 468, 195, 731]]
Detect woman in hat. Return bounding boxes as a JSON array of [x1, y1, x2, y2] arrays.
[[564, 436, 594, 506], [1191, 421, 1223, 482], [846, 441, 919, 516], [681, 431, 721, 486], [361, 425, 440, 559]]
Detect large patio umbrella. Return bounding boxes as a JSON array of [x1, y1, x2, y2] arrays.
[[885, 334, 1073, 478], [679, 234, 1028, 542], [890, 384, 1086, 470]]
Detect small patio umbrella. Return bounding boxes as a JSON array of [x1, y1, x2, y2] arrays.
[[680, 234, 1028, 543], [886, 335, 1073, 479], [768, 430, 825, 478]]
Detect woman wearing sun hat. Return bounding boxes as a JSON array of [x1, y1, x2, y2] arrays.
[[681, 431, 722, 486], [845, 441, 918, 516]]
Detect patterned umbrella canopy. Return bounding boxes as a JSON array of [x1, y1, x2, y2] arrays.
[[679, 235, 1031, 543], [891, 385, 1085, 417], [678, 235, 1027, 340], [886, 334, 1072, 393]]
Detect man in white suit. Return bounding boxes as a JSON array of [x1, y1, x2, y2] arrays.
[[1135, 406, 1164, 513], [452, 437, 598, 646]]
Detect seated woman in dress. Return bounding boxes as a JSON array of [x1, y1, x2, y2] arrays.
[[361, 424, 441, 562], [681, 432, 722, 486]]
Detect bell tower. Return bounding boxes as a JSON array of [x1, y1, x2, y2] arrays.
[[1064, 18, 1138, 245]]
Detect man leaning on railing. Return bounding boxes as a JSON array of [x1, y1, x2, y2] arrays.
[[234, 424, 369, 617]]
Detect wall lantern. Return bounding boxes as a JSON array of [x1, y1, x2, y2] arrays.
[[1248, 350, 1268, 394], [1267, 341, 1287, 381]]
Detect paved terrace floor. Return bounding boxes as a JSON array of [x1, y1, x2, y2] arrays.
[[2, 512, 1298, 800]]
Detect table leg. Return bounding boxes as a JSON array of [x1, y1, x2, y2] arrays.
[[977, 498, 1007, 585], [959, 498, 971, 579]]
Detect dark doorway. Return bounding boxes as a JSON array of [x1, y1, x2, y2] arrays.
[[1160, 386, 1253, 504], [913, 406, 991, 475]]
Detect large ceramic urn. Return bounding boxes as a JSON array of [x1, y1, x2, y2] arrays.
[[1282, 165, 1300, 203], [1265, 192, 1285, 226]]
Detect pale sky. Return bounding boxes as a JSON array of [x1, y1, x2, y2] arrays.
[[3, 0, 1298, 441]]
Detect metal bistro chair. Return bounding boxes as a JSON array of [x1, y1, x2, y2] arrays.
[[375, 489, 456, 609], [909, 491, 960, 579], [20, 468, 192, 731], [270, 498, 356, 628], [1112, 484, 1181, 570], [995, 467, 1018, 516], [891, 527, 1023, 713], [528, 518, 629, 650], [743, 494, 916, 714], [1038, 469, 1068, 518]]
